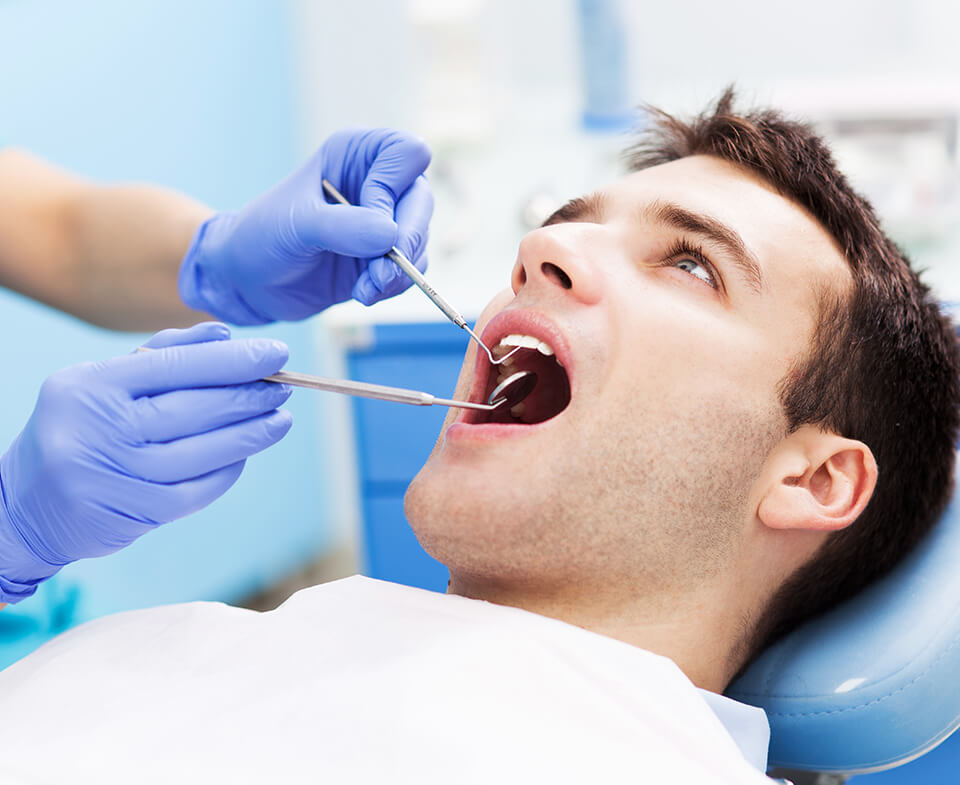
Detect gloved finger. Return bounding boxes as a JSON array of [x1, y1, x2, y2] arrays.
[[123, 409, 293, 483], [353, 249, 429, 306], [131, 460, 247, 524], [290, 201, 397, 259], [140, 322, 231, 350], [135, 381, 293, 442], [393, 175, 433, 261], [359, 176, 431, 299], [107, 337, 289, 397], [359, 131, 432, 219], [162, 460, 246, 520]]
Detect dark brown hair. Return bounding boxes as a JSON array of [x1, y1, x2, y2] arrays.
[[626, 88, 960, 659]]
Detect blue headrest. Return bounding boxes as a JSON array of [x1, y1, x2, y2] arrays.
[[727, 456, 960, 773]]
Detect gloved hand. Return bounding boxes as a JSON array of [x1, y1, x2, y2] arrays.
[[178, 128, 433, 325], [0, 322, 293, 603]]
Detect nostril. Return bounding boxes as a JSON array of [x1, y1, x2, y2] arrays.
[[541, 262, 572, 289]]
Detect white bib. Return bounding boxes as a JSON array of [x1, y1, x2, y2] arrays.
[[0, 576, 774, 784]]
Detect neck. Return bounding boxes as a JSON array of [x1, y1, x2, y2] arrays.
[[448, 571, 749, 693]]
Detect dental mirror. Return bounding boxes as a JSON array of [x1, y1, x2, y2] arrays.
[[139, 346, 536, 412], [487, 370, 538, 409]]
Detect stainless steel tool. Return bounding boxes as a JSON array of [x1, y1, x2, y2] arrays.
[[321, 178, 521, 366], [136, 347, 537, 411], [264, 369, 537, 411]]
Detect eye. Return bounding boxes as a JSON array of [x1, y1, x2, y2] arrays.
[[674, 257, 716, 287], [663, 239, 720, 291]]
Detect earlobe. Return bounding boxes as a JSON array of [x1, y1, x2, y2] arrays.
[[757, 427, 877, 534]]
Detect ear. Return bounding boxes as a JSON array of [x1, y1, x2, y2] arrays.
[[757, 425, 878, 533]]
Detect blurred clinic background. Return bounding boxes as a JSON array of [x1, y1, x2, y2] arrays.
[[0, 1, 959, 781]]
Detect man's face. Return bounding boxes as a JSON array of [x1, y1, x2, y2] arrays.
[[405, 155, 851, 597]]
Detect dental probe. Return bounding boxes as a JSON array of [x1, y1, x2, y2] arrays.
[[262, 369, 536, 411], [320, 178, 521, 366]]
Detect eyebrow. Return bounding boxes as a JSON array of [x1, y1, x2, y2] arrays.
[[646, 200, 764, 293], [542, 193, 608, 226], [542, 194, 765, 294]]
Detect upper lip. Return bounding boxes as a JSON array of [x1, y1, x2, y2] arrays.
[[462, 308, 575, 414]]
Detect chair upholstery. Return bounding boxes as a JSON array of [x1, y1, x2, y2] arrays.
[[728, 459, 960, 773]]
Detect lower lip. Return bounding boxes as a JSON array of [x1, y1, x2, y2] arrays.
[[444, 420, 550, 443]]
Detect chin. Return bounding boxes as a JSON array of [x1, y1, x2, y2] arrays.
[[405, 461, 498, 552], [404, 462, 556, 578]]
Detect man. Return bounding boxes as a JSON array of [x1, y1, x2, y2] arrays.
[[0, 93, 955, 784], [0, 129, 431, 603]]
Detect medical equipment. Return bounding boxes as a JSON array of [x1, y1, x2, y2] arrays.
[[321, 178, 522, 367], [264, 368, 536, 411], [136, 343, 538, 411]]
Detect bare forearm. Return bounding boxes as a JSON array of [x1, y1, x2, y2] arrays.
[[0, 148, 213, 331], [63, 181, 215, 329]]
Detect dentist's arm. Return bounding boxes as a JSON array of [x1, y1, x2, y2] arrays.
[[0, 148, 212, 330], [0, 129, 432, 331]]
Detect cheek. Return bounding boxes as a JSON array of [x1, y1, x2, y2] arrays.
[[603, 309, 789, 444], [591, 354, 785, 520]]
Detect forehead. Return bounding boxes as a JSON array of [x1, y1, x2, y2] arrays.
[[604, 154, 851, 309]]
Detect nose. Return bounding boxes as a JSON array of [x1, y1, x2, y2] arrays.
[[510, 225, 604, 305]]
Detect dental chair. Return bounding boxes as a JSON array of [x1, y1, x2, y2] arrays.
[[728, 458, 960, 783]]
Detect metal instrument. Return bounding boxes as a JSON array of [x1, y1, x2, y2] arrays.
[[264, 369, 537, 411], [321, 178, 521, 366], [136, 347, 537, 411]]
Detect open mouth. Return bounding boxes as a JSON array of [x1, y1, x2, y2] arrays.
[[466, 333, 572, 426]]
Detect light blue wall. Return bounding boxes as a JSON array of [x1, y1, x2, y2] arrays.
[[0, 0, 334, 632]]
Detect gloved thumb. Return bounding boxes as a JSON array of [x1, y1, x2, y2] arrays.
[[290, 200, 398, 259]]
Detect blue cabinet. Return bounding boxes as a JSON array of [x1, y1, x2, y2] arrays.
[[344, 322, 472, 592]]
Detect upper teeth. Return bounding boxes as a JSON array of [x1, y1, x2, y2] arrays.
[[497, 334, 554, 357]]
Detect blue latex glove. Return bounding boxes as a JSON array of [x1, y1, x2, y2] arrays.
[[0, 322, 293, 603], [179, 128, 433, 324]]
